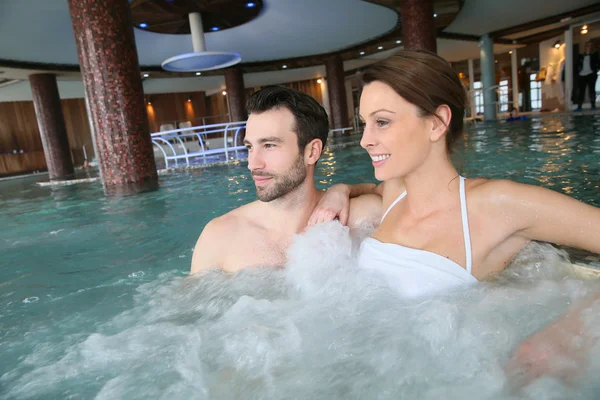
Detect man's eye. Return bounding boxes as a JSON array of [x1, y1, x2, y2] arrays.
[[264, 143, 276, 148]]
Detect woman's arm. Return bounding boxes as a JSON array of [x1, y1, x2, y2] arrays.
[[307, 183, 383, 226], [491, 180, 600, 254]]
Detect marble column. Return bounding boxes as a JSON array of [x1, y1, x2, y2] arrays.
[[29, 73, 74, 180], [479, 33, 497, 121], [401, 0, 437, 52], [224, 67, 247, 122], [511, 49, 519, 110], [325, 55, 349, 130], [68, 0, 158, 194]]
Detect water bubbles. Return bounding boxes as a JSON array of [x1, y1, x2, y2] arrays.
[[22, 297, 39, 304]]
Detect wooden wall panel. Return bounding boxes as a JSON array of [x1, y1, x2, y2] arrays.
[[146, 91, 208, 132], [243, 78, 324, 108], [205, 92, 229, 124], [0, 98, 93, 175], [0, 151, 47, 176], [0, 77, 324, 176], [62, 98, 93, 165]]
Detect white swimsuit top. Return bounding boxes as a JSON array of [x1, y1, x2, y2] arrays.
[[358, 176, 477, 298]]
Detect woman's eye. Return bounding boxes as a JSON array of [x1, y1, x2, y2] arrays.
[[376, 119, 389, 128]]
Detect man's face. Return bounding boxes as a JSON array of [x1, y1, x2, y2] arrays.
[[244, 108, 307, 202]]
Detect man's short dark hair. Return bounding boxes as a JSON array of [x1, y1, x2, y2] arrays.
[[246, 86, 329, 152]]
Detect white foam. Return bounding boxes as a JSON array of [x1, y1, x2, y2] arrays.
[[3, 223, 600, 399]]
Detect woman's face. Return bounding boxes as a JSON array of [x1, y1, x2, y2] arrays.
[[359, 81, 434, 181]]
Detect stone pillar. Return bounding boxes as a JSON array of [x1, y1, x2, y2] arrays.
[[511, 49, 519, 110], [68, 0, 157, 194], [224, 67, 247, 122], [479, 33, 496, 121], [29, 73, 74, 180], [401, 0, 436, 52], [325, 55, 349, 130], [467, 59, 477, 118]]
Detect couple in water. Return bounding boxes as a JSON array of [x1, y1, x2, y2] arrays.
[[191, 50, 600, 384]]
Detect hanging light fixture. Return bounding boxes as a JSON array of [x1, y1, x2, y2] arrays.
[[162, 12, 241, 72]]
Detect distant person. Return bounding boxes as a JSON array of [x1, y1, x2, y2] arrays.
[[505, 107, 527, 122], [575, 41, 599, 111]]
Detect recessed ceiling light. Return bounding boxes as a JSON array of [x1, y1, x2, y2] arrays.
[[433, 13, 437, 17], [196, 72, 201, 76], [282, 65, 287, 69], [509, 51, 513, 54], [246, 1, 256, 7], [222, 91, 227, 95], [317, 79, 322, 84], [378, 46, 383, 50], [360, 51, 365, 55], [396, 40, 401, 44], [143, 73, 149, 78], [211, 27, 219, 31], [139, 23, 148, 28]]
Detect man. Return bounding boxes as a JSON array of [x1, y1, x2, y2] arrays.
[[190, 86, 380, 274], [575, 40, 599, 111]]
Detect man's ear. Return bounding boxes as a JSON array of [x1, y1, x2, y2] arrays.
[[429, 104, 452, 143], [304, 138, 323, 166]]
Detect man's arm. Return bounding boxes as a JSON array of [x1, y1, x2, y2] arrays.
[[190, 219, 226, 274]]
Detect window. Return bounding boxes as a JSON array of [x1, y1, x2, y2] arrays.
[[473, 81, 484, 114], [499, 80, 509, 113], [530, 73, 541, 110]]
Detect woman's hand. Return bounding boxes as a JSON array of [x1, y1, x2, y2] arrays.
[[504, 308, 592, 389], [308, 184, 352, 226]]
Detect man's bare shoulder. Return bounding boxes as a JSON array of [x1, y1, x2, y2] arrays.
[[202, 200, 263, 238], [190, 201, 262, 274]]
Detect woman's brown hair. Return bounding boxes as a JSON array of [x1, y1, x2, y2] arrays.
[[359, 49, 467, 152]]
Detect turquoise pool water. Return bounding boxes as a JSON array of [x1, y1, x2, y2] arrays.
[[1, 115, 600, 399]]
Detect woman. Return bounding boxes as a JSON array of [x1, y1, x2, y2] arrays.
[[309, 49, 600, 385], [310, 49, 599, 294], [309, 50, 600, 388]]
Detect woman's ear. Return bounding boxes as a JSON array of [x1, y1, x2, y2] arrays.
[[305, 138, 323, 165], [430, 104, 452, 143]]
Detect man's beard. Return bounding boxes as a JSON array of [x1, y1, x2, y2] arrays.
[[253, 155, 307, 202]]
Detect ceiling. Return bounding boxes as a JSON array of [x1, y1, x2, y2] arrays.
[[0, 0, 397, 66], [446, 0, 599, 36], [0, 0, 599, 102]]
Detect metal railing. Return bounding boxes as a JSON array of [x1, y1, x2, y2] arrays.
[[150, 121, 246, 168]]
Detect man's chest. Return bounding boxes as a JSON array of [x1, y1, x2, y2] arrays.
[[221, 232, 291, 273]]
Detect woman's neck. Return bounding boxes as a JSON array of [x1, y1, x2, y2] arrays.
[[401, 152, 460, 217]]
